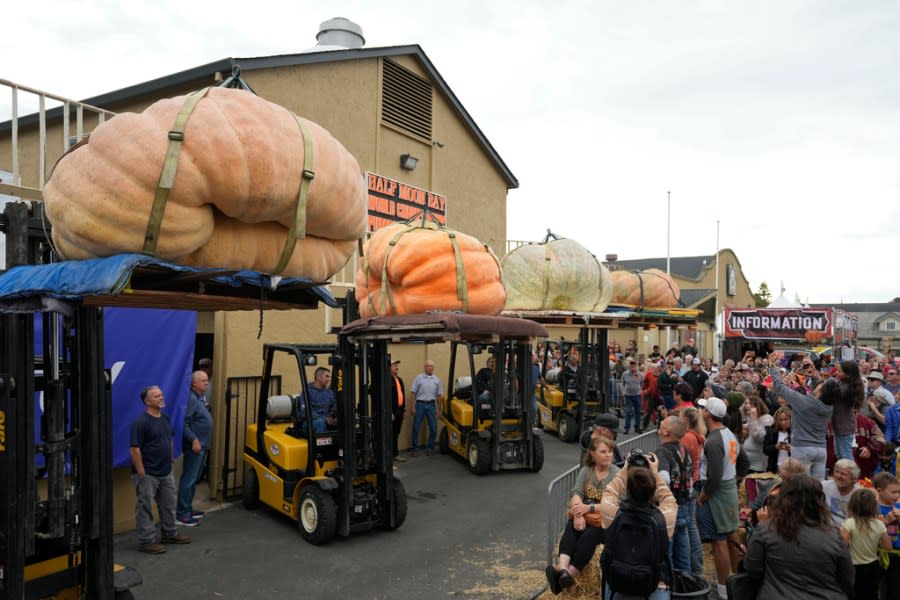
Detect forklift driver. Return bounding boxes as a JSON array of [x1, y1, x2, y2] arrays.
[[303, 367, 337, 433]]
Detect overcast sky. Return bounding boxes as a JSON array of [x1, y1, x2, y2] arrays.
[[2, 0, 898, 304]]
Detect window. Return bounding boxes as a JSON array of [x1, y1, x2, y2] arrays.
[[887, 321, 896, 331], [381, 59, 433, 140]]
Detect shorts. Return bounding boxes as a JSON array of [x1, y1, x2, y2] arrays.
[[696, 499, 730, 542]]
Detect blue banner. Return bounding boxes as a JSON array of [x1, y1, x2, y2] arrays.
[[35, 308, 197, 468]]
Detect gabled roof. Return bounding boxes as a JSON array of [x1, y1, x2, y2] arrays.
[[874, 312, 900, 324], [3, 45, 518, 189], [604, 255, 716, 281], [680, 288, 716, 308]]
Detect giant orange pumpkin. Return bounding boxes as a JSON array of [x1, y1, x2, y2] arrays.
[[501, 235, 613, 312], [355, 218, 505, 318], [610, 268, 681, 308], [43, 87, 366, 280]]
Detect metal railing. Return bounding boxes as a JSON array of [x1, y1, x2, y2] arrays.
[[544, 429, 660, 564], [221, 374, 281, 498], [0, 77, 115, 200]]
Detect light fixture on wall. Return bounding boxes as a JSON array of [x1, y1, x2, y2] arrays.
[[400, 154, 418, 170]]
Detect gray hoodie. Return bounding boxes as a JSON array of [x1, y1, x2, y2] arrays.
[[767, 367, 832, 448]]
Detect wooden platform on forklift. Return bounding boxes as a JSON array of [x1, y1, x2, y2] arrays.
[[501, 307, 699, 329], [0, 253, 336, 312], [341, 313, 549, 342]]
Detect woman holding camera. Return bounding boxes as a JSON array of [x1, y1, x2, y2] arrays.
[[598, 450, 677, 599], [545, 436, 620, 594]]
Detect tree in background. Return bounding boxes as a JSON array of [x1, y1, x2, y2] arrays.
[[753, 282, 771, 307]]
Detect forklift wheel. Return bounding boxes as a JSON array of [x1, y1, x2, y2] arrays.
[[242, 466, 261, 510], [439, 427, 450, 454], [558, 413, 577, 443], [467, 437, 490, 475], [298, 486, 338, 545], [385, 478, 409, 529], [529, 436, 545, 473]]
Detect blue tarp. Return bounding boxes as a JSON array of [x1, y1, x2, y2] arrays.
[[0, 253, 337, 306]]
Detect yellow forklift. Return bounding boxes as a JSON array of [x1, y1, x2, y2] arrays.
[[242, 299, 407, 544], [0, 201, 333, 596], [535, 332, 608, 443], [345, 314, 551, 475]]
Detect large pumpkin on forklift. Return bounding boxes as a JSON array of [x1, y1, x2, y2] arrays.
[[501, 233, 613, 312], [609, 268, 681, 307], [355, 214, 506, 318], [43, 86, 367, 280]]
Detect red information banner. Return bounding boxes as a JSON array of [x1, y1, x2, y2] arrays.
[[724, 307, 833, 340], [366, 172, 446, 232]]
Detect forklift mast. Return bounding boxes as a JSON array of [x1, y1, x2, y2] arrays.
[[0, 201, 123, 599]]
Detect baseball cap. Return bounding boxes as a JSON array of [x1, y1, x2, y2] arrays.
[[391, 359, 401, 365], [706, 382, 727, 399], [868, 371, 884, 382], [698, 396, 728, 418], [692, 358, 701, 365]]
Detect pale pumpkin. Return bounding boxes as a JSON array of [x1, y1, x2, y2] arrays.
[[501, 236, 613, 312], [609, 268, 681, 308], [355, 220, 505, 318], [43, 87, 366, 280]]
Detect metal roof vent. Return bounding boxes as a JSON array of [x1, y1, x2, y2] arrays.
[[316, 17, 365, 49]]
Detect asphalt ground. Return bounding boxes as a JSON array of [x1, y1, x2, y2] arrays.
[[113, 425, 649, 600]]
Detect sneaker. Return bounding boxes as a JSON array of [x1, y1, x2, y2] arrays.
[[394, 456, 407, 463], [558, 570, 575, 590], [138, 543, 167, 554], [161, 533, 191, 544], [191, 510, 206, 519], [426, 450, 434, 457], [175, 515, 200, 527], [409, 450, 419, 457]]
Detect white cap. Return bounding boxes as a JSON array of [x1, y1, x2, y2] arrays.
[[698, 396, 727, 418]]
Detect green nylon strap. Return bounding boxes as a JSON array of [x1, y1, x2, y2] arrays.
[[142, 87, 212, 256], [272, 115, 315, 275], [541, 241, 553, 309], [448, 232, 469, 312], [380, 226, 417, 315]]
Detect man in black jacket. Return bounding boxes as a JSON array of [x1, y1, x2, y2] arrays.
[[390, 360, 407, 463]]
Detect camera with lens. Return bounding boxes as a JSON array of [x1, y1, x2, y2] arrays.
[[627, 449, 651, 469]]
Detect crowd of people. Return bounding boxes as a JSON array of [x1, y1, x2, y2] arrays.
[[548, 340, 900, 599]]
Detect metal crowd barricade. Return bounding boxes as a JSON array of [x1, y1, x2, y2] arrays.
[[544, 430, 660, 564]]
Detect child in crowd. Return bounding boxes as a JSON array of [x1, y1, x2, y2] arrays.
[[841, 488, 891, 600], [873, 472, 900, 598], [875, 442, 898, 477]]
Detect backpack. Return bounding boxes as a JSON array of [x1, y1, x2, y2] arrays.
[[660, 445, 693, 505], [600, 500, 669, 598]]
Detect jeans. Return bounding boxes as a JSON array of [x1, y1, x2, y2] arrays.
[[687, 494, 703, 577], [834, 434, 854, 461], [609, 379, 619, 409], [412, 401, 437, 451], [135, 472, 176, 545], [669, 502, 692, 573], [623, 395, 642, 432], [312, 417, 328, 433], [792, 445, 828, 480], [177, 448, 207, 518], [661, 393, 675, 411]]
